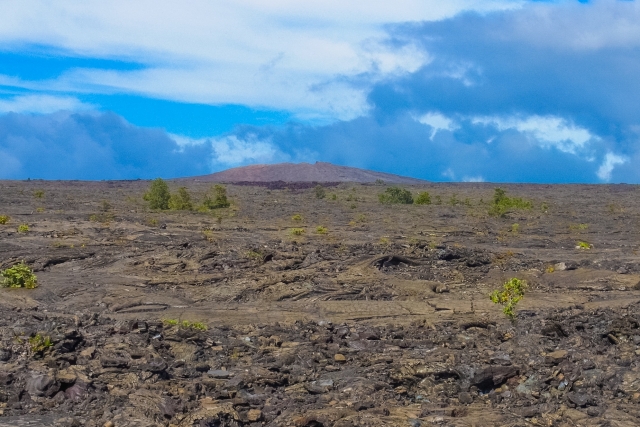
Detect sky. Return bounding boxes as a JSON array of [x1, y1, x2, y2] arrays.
[[0, 0, 639, 182]]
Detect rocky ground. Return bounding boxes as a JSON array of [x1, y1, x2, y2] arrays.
[[1, 180, 640, 427]]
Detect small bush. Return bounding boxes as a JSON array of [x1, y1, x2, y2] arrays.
[[17, 224, 29, 233], [315, 226, 328, 234], [434, 195, 442, 205], [143, 178, 171, 210], [489, 188, 532, 217], [29, 334, 52, 354], [203, 185, 230, 209], [163, 319, 207, 331], [100, 200, 112, 212], [511, 223, 520, 233], [33, 190, 44, 199], [36, 207, 45, 213], [169, 187, 193, 210], [1, 262, 38, 289], [290, 228, 305, 236], [378, 187, 413, 204], [330, 194, 337, 200], [291, 214, 303, 221], [415, 192, 431, 205], [314, 185, 326, 199], [0, 215, 9, 224], [490, 278, 527, 319], [576, 241, 592, 250]]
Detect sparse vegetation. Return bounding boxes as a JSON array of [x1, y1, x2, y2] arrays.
[[291, 214, 303, 221], [143, 178, 171, 210], [314, 185, 326, 199], [378, 187, 413, 204], [89, 212, 114, 224], [414, 192, 431, 205], [17, 224, 29, 233], [290, 228, 305, 236], [33, 190, 44, 199], [0, 215, 9, 224], [434, 195, 442, 205], [163, 319, 208, 331], [541, 202, 549, 213], [202, 185, 230, 209], [29, 334, 52, 354], [577, 241, 593, 250], [100, 200, 112, 212], [36, 207, 45, 213], [1, 261, 38, 289], [511, 223, 520, 233], [330, 194, 337, 200], [489, 188, 533, 217], [490, 278, 527, 319], [169, 187, 193, 210], [315, 226, 328, 234]]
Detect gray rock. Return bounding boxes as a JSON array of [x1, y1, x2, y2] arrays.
[[458, 392, 473, 404], [567, 392, 594, 407], [208, 369, 232, 379]]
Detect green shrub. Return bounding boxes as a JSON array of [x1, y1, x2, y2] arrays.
[[163, 319, 207, 331], [489, 188, 532, 217], [33, 190, 44, 199], [291, 214, 303, 221], [169, 187, 193, 210], [203, 185, 230, 209], [1, 262, 38, 289], [0, 215, 9, 224], [577, 241, 592, 250], [378, 187, 414, 204], [314, 185, 326, 199], [17, 224, 29, 233], [490, 278, 527, 319], [290, 228, 305, 236], [143, 178, 171, 210], [315, 226, 328, 234], [29, 334, 52, 354], [415, 192, 431, 205]]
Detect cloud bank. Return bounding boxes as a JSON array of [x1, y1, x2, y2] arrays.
[[2, 1, 640, 183]]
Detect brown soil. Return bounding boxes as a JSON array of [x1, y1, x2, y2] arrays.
[[184, 162, 427, 184], [1, 180, 640, 427]]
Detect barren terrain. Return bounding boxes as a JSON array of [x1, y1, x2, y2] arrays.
[[1, 180, 640, 426]]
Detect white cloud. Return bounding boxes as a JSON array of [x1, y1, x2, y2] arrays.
[[416, 111, 458, 140], [0, 94, 93, 114], [0, 0, 522, 121], [463, 176, 485, 182], [170, 133, 290, 167], [473, 115, 596, 154], [596, 152, 627, 182]]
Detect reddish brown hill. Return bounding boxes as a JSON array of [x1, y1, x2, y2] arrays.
[[183, 162, 426, 184]]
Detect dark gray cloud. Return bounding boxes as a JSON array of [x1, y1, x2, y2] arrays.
[[0, 112, 212, 179]]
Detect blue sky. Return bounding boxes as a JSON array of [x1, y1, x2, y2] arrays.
[[0, 0, 638, 182]]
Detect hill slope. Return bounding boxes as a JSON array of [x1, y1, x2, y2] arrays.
[[185, 162, 426, 184]]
